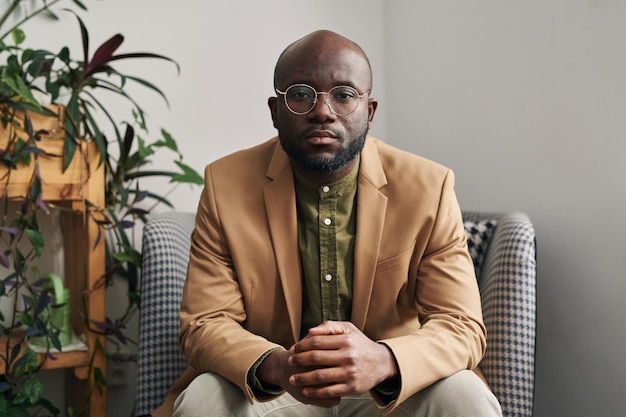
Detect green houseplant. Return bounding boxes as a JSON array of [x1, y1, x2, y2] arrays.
[[0, 0, 202, 415]]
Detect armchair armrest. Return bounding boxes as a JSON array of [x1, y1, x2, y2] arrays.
[[463, 211, 537, 417], [136, 212, 195, 416]]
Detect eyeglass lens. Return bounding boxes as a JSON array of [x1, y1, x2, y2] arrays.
[[283, 85, 362, 116]]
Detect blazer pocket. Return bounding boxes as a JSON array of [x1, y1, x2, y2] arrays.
[[375, 240, 416, 273]]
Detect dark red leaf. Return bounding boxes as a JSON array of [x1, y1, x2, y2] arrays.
[[84, 34, 124, 77], [90, 318, 112, 330], [36, 195, 50, 214], [117, 220, 135, 229], [0, 251, 9, 269], [125, 207, 150, 217], [132, 191, 149, 203], [113, 328, 128, 345], [0, 227, 19, 236]]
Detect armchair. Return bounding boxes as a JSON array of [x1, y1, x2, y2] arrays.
[[135, 211, 536, 417]]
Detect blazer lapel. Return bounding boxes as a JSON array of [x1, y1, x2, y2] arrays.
[[351, 138, 388, 329], [263, 142, 302, 342]]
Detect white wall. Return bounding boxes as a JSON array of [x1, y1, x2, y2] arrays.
[[14, 1, 626, 416], [385, 2, 626, 417]]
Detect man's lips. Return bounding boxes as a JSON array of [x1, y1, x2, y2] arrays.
[[305, 130, 337, 145]]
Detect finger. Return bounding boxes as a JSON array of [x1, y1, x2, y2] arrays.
[[301, 395, 342, 408], [289, 366, 348, 388], [303, 383, 353, 399], [289, 347, 345, 368], [307, 320, 352, 337], [292, 334, 347, 354]]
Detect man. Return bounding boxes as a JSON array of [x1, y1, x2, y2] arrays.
[[155, 30, 502, 417]]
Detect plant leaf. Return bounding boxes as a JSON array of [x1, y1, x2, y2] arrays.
[[26, 229, 44, 258], [112, 328, 127, 345], [13, 348, 38, 377], [75, 13, 90, 71], [132, 190, 149, 204], [172, 161, 204, 185], [71, 0, 89, 11], [35, 397, 60, 415], [116, 220, 135, 230], [63, 133, 78, 172], [50, 332, 63, 351], [145, 191, 174, 208], [152, 128, 178, 152], [124, 170, 178, 179], [90, 318, 111, 331], [81, 105, 107, 166], [93, 366, 106, 395], [62, 95, 80, 171], [123, 74, 171, 107], [11, 28, 25, 45], [0, 227, 19, 235], [35, 195, 50, 214], [84, 34, 124, 77], [108, 52, 180, 74], [120, 123, 134, 170], [0, 382, 13, 394], [81, 89, 123, 143], [112, 247, 141, 267], [14, 376, 43, 405], [4, 77, 43, 110], [0, 251, 9, 268]]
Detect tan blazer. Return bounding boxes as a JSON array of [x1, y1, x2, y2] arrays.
[[152, 136, 486, 417]]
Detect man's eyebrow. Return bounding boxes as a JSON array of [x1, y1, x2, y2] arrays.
[[288, 81, 361, 89]]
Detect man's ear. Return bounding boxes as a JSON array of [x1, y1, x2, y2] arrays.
[[268, 97, 278, 129], [367, 98, 378, 129]]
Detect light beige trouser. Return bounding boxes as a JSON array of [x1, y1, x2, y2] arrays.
[[173, 369, 503, 417]]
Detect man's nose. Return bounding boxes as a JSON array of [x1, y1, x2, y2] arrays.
[[308, 94, 335, 121]]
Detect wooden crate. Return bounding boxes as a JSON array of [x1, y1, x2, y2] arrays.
[[1, 105, 107, 417]]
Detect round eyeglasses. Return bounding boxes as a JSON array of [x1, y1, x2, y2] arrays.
[[275, 84, 370, 116]]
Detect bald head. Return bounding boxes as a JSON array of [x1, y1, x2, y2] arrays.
[[273, 30, 373, 91]]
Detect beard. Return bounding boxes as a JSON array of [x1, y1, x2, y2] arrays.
[[279, 127, 368, 173]]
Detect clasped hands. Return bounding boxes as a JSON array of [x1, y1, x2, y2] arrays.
[[257, 320, 398, 408]]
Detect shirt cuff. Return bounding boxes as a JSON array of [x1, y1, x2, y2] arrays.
[[372, 376, 400, 404], [247, 348, 284, 398]]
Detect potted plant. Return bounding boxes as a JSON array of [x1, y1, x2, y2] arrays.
[[0, 0, 202, 415]]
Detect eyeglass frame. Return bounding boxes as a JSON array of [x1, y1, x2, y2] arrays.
[[275, 83, 370, 116]]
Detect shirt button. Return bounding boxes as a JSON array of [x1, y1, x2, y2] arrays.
[[322, 185, 330, 193], [324, 218, 332, 225], [325, 274, 333, 282]]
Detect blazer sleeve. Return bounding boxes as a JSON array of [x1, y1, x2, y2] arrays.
[[377, 169, 487, 413], [178, 165, 284, 402]]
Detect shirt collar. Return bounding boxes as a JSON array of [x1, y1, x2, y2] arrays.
[[293, 157, 361, 196]]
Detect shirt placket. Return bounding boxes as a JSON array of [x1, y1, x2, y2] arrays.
[[318, 184, 339, 322]]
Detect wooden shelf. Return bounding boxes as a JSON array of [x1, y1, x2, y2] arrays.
[[0, 331, 90, 373], [1, 106, 107, 417]]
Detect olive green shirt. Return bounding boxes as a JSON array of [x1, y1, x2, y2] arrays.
[[294, 164, 359, 338]]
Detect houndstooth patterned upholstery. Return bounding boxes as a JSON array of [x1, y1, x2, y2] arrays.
[[136, 212, 196, 417], [135, 211, 536, 417], [463, 211, 537, 417]]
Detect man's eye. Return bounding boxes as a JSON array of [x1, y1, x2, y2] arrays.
[[288, 88, 314, 100], [332, 88, 356, 101]]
